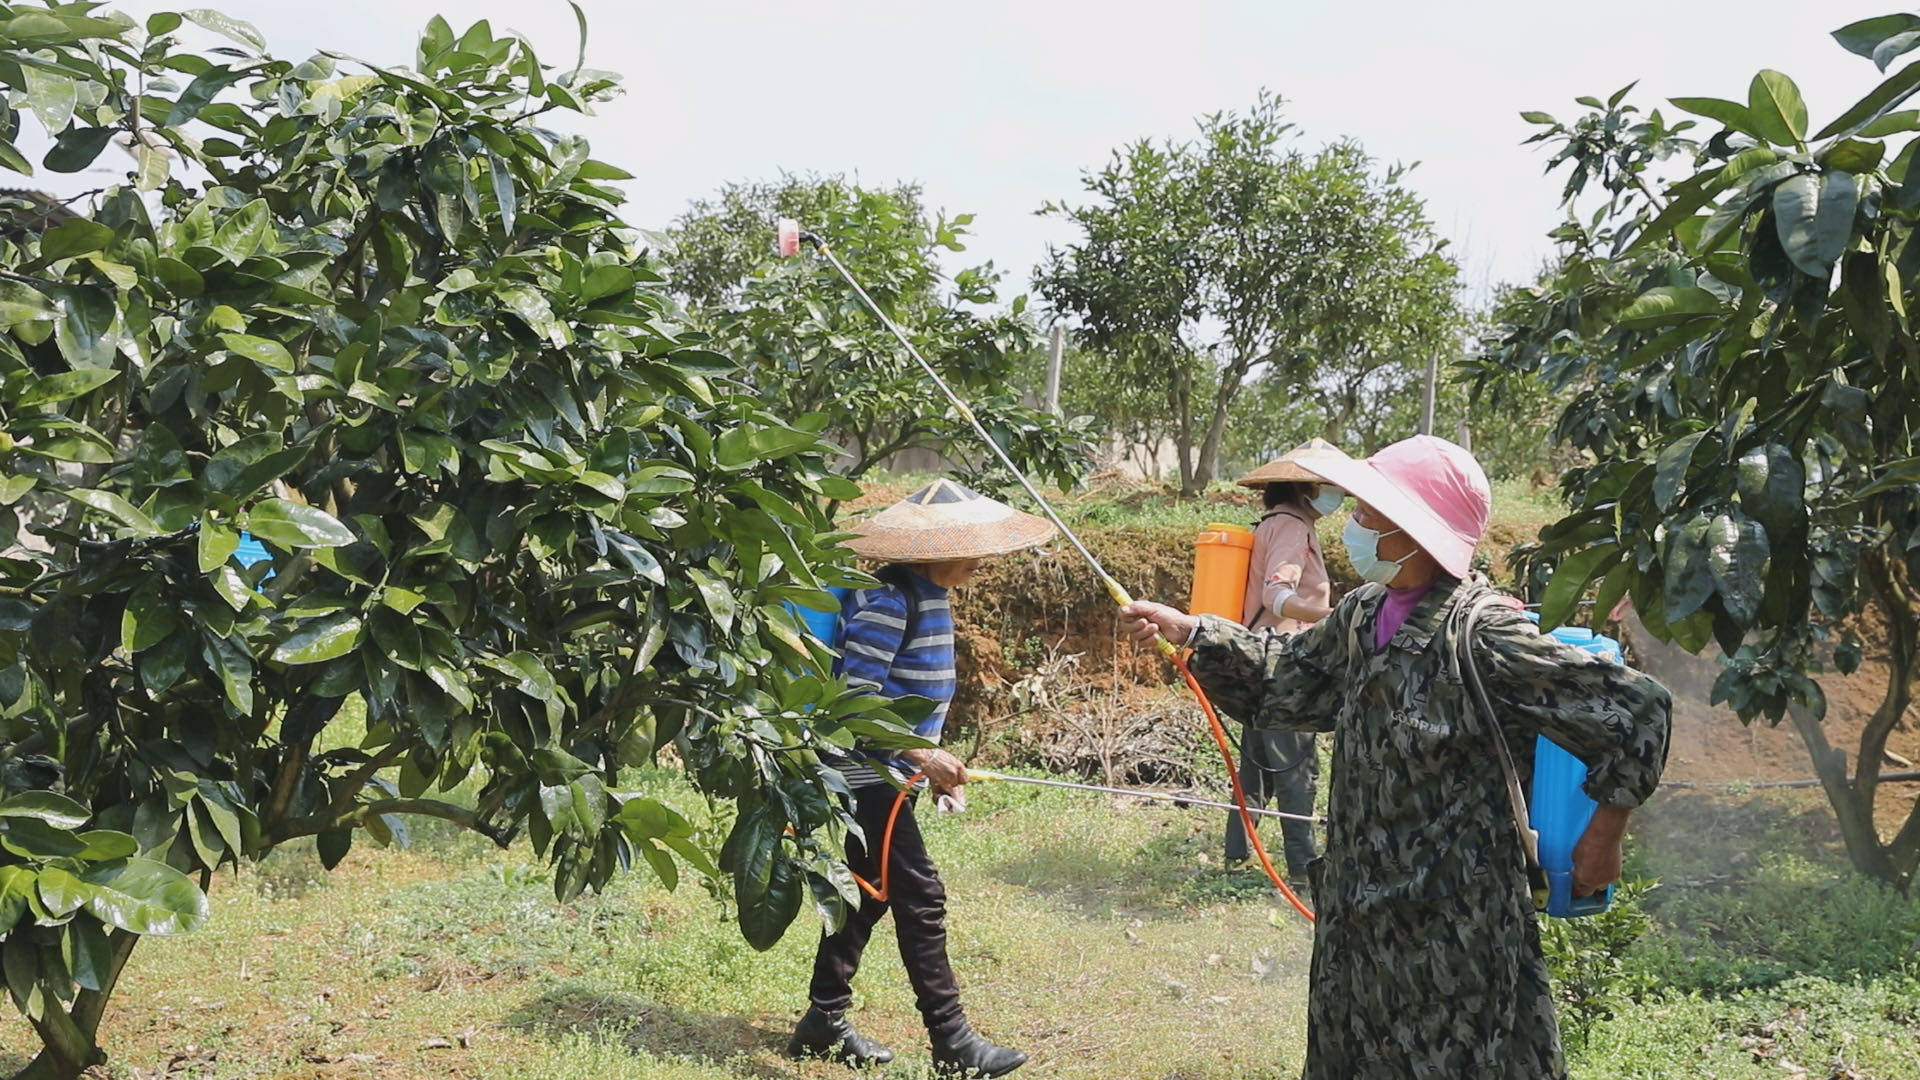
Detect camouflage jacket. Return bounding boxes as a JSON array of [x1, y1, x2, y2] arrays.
[[1187, 574, 1671, 1079]]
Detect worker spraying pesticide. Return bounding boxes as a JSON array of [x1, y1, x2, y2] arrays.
[[788, 479, 1045, 1078], [1219, 437, 1351, 885], [1121, 435, 1672, 1079]]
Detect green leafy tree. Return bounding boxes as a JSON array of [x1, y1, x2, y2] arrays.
[[667, 175, 1087, 492], [1036, 94, 1464, 493], [0, 8, 916, 1076], [1480, 16, 1920, 888]]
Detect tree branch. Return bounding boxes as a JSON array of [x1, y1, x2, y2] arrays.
[[363, 798, 514, 846]]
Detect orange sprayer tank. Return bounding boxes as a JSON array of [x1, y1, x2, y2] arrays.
[[1190, 522, 1255, 622]]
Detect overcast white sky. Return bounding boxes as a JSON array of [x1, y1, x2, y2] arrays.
[[32, 1, 1903, 299]]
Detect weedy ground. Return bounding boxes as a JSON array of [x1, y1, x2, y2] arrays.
[[2, 769, 1916, 1080]]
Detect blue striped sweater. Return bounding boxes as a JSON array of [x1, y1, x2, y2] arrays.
[[829, 566, 956, 788]]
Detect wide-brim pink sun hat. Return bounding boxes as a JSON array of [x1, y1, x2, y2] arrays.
[[1297, 434, 1490, 579]]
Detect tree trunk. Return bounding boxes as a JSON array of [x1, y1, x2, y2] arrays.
[[1789, 706, 1897, 884], [1171, 362, 1197, 497], [13, 930, 141, 1080], [1194, 353, 1257, 492]]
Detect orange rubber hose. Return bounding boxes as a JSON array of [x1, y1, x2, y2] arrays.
[[849, 769, 925, 902], [1175, 653, 1316, 922]]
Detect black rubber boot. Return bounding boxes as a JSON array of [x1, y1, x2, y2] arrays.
[[930, 1020, 1027, 1077], [785, 1005, 895, 1068]]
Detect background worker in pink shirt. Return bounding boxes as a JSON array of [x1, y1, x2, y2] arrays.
[[1226, 438, 1348, 883]]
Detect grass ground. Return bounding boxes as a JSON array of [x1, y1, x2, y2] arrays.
[[4, 768, 1915, 1080]]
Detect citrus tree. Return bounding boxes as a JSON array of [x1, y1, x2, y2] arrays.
[[1477, 15, 1920, 888], [0, 6, 915, 1076], [1036, 93, 1464, 493], [668, 175, 1088, 492]]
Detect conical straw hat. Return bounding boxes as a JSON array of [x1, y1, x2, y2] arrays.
[[845, 480, 1057, 563], [1236, 437, 1352, 489]]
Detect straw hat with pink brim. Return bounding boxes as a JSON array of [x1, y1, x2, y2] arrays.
[[844, 479, 1057, 563], [1235, 437, 1353, 488], [1296, 434, 1491, 580]]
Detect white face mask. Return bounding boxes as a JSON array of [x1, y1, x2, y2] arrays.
[[1343, 517, 1409, 584], [1308, 485, 1346, 517]]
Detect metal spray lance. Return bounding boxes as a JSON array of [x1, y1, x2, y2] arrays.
[[775, 218, 1316, 923]]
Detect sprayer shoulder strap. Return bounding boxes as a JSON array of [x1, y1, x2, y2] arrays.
[[1457, 595, 1541, 873]]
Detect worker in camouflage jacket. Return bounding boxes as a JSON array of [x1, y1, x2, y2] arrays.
[[1123, 435, 1670, 1080]]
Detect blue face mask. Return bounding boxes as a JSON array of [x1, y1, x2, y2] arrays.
[[1343, 517, 1409, 584], [1308, 485, 1346, 517]]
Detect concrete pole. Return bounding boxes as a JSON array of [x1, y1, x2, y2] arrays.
[[1420, 351, 1438, 436], [1044, 324, 1065, 417]]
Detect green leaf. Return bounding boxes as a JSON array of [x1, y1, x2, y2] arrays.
[[1669, 97, 1760, 138], [35, 867, 88, 919], [182, 8, 265, 52], [20, 65, 77, 136], [0, 817, 87, 859], [65, 489, 161, 536], [15, 368, 119, 407], [0, 476, 36, 505], [1519, 110, 1556, 125], [43, 127, 113, 173], [133, 143, 169, 191], [1813, 59, 1920, 141], [1736, 445, 1807, 547], [0, 281, 53, 327], [219, 333, 295, 373], [739, 852, 803, 951], [201, 632, 254, 714], [1773, 171, 1857, 278], [211, 200, 269, 263], [317, 829, 351, 870], [1834, 14, 1920, 59], [1706, 512, 1769, 629], [122, 583, 179, 652], [0, 866, 35, 930], [1820, 139, 1885, 174], [1539, 543, 1619, 629], [67, 918, 112, 992], [73, 830, 138, 861], [1873, 30, 1920, 72], [79, 858, 210, 936], [579, 264, 633, 303], [1857, 109, 1920, 136], [155, 258, 204, 298], [242, 499, 354, 548], [1653, 431, 1709, 511], [166, 65, 248, 127], [1662, 515, 1716, 622], [1747, 70, 1808, 145], [197, 517, 239, 573], [271, 613, 362, 664], [0, 791, 90, 830], [1618, 285, 1722, 328], [210, 564, 253, 611], [1859, 455, 1920, 496], [488, 153, 516, 238], [38, 219, 113, 262]]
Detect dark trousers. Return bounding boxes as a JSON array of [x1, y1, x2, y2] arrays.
[[1224, 729, 1319, 877], [807, 784, 965, 1035]]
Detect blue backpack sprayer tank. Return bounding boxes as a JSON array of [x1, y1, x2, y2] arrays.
[[1525, 616, 1620, 918]]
